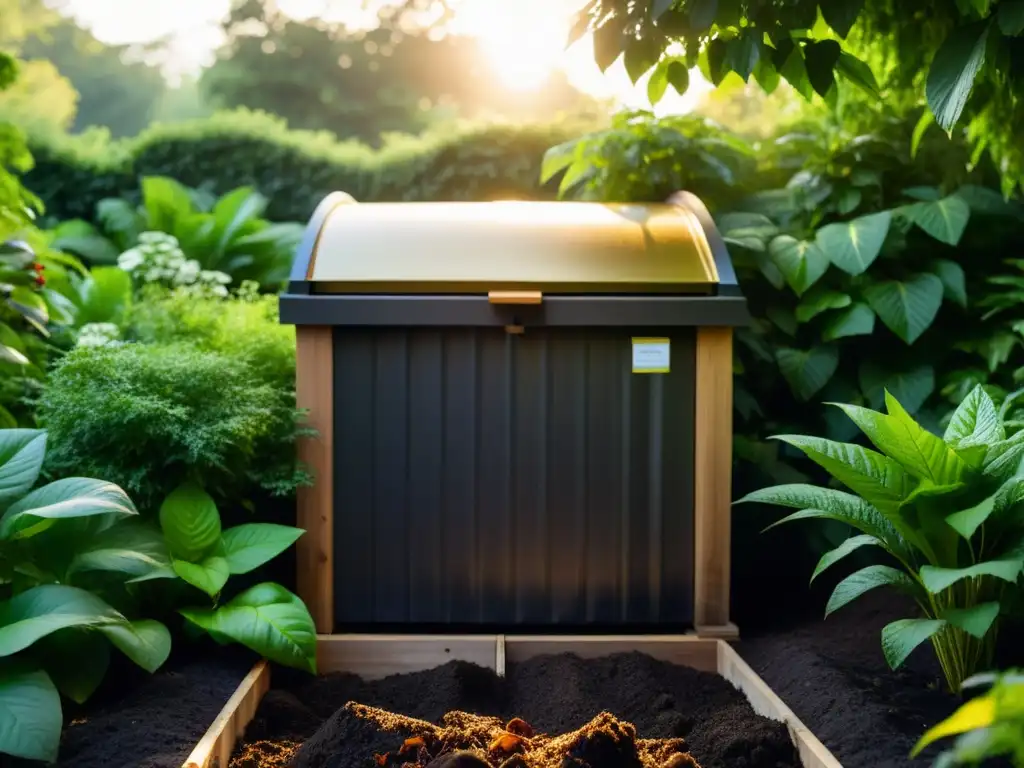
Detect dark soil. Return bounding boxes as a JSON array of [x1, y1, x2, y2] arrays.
[[738, 590, 1012, 768], [230, 653, 799, 768], [56, 643, 256, 768]]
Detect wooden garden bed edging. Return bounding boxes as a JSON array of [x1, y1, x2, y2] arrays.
[[181, 635, 841, 768]]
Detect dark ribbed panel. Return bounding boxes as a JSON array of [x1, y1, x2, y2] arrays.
[[333, 327, 696, 629]]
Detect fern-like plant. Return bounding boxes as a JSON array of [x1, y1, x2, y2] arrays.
[[738, 385, 1024, 691]]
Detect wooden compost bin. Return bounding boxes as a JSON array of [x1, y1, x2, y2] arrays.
[[181, 635, 843, 768], [279, 191, 751, 637]]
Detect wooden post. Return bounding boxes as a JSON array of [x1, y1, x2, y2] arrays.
[[693, 326, 737, 638], [296, 326, 334, 633]]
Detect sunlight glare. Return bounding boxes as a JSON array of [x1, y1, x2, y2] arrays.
[[455, 0, 571, 91]]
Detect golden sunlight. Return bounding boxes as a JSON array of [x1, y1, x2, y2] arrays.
[[455, 0, 573, 91]]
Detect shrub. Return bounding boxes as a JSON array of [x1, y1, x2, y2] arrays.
[[739, 386, 1024, 692], [24, 109, 580, 226], [37, 342, 310, 511]]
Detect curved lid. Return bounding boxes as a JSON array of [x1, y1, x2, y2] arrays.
[[305, 200, 720, 294]]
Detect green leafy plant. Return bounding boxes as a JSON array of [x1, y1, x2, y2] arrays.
[[38, 342, 311, 511], [571, 0, 1024, 196], [913, 669, 1024, 766], [0, 428, 171, 762], [137, 481, 315, 672], [739, 385, 1024, 691], [51, 176, 304, 290]]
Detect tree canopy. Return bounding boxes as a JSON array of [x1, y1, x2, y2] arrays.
[[202, 0, 599, 144], [572, 0, 1024, 195]]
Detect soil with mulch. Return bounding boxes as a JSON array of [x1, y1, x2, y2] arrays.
[[738, 590, 1024, 768], [55, 643, 256, 768], [228, 652, 800, 768]]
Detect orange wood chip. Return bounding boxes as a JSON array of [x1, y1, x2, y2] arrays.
[[505, 718, 533, 738], [489, 733, 525, 754], [400, 737, 427, 754]]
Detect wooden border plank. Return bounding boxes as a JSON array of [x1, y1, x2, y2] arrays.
[[296, 325, 335, 634], [694, 326, 734, 633], [504, 635, 719, 673], [182, 659, 271, 768], [182, 637, 843, 768], [717, 643, 841, 768], [316, 635, 499, 679]]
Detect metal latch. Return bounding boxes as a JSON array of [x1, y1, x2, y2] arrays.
[[488, 291, 543, 305]]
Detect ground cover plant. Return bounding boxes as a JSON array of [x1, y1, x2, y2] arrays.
[[739, 385, 1024, 691], [0, 429, 172, 762]]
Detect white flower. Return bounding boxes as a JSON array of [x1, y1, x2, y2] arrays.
[[117, 248, 144, 273], [76, 322, 122, 348]]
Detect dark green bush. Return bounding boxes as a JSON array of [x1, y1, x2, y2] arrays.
[[25, 109, 578, 225], [38, 341, 310, 511]]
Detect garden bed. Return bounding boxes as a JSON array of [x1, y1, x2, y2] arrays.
[[57, 645, 255, 768], [738, 591, 1004, 768], [186, 636, 839, 768]]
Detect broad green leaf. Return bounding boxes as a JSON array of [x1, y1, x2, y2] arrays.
[[821, 0, 865, 37], [881, 393, 967, 484], [864, 274, 944, 344], [141, 176, 194, 233], [624, 38, 660, 83], [181, 582, 317, 673], [768, 235, 829, 295], [911, 696, 996, 756], [34, 630, 110, 704], [211, 187, 268, 259], [159, 482, 222, 562], [998, 0, 1024, 35], [775, 346, 839, 401], [858, 362, 935, 413], [983, 432, 1024, 480], [942, 602, 1000, 639], [49, 220, 120, 266], [0, 478, 137, 541], [906, 196, 972, 245], [823, 303, 875, 341], [803, 40, 841, 97], [172, 553, 229, 598], [926, 22, 990, 131], [931, 259, 967, 307], [647, 60, 669, 103], [815, 211, 891, 276], [540, 141, 577, 184], [811, 535, 880, 582], [9, 287, 48, 327], [740, 482, 904, 540], [826, 565, 918, 616], [592, 18, 624, 72], [0, 344, 27, 365], [68, 521, 171, 578], [795, 290, 851, 323], [0, 430, 46, 507], [0, 585, 121, 657], [882, 618, 946, 669], [73, 267, 133, 326], [0, 666, 61, 762], [688, 0, 718, 31], [946, 494, 995, 540], [222, 524, 304, 575], [773, 435, 911, 514], [725, 33, 760, 82], [920, 560, 1023, 593], [766, 306, 797, 336], [835, 51, 879, 97], [652, 0, 675, 18], [98, 619, 171, 673]]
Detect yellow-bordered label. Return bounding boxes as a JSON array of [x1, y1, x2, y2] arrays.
[[632, 337, 670, 374]]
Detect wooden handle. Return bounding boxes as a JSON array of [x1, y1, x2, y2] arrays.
[[488, 291, 543, 305]]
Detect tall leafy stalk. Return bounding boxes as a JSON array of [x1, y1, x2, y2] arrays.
[[739, 385, 1024, 691]]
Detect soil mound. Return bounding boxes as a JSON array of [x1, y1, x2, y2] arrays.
[[292, 705, 697, 768]]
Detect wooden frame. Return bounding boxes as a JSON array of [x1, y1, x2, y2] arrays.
[[694, 326, 735, 638], [295, 325, 335, 633], [181, 636, 841, 768]]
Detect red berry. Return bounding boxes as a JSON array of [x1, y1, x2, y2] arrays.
[[34, 275, 45, 286], [31, 262, 44, 272]]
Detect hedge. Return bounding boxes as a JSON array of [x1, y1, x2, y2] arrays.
[[24, 109, 583, 224]]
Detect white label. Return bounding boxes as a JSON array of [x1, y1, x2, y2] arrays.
[[632, 338, 670, 373]]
